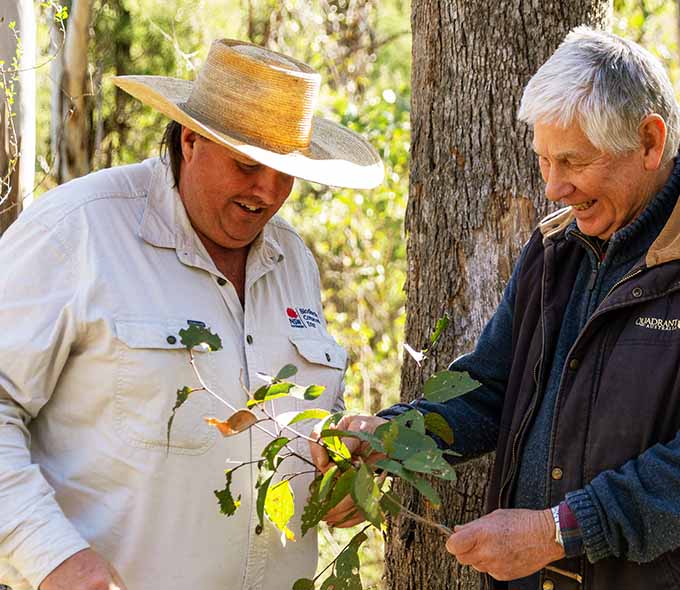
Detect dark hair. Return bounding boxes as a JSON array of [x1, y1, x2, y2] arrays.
[[159, 120, 183, 187]]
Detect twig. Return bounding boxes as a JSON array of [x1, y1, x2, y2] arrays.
[[384, 491, 452, 537]]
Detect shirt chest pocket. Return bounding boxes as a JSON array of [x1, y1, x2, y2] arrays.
[[114, 319, 217, 455]]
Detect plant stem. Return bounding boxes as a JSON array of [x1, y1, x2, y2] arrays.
[[384, 491, 452, 537]]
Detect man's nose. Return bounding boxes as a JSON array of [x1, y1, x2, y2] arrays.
[[544, 168, 574, 203], [252, 167, 293, 203]]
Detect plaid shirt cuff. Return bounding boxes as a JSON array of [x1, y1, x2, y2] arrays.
[[558, 500, 585, 558]]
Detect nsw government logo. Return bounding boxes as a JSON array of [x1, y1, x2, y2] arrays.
[[286, 307, 321, 329]]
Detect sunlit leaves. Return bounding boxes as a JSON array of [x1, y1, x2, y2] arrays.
[[178, 324, 223, 351], [262, 437, 289, 470], [423, 370, 480, 403], [214, 470, 241, 516], [275, 409, 331, 428], [265, 480, 296, 542]]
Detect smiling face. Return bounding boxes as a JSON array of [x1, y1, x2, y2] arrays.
[[178, 128, 295, 251], [533, 117, 670, 239]]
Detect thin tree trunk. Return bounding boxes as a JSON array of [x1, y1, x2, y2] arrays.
[[385, 2, 610, 589], [54, 0, 92, 183], [0, 0, 36, 235]]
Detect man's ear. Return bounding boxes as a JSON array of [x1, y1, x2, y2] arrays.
[[180, 127, 199, 163], [639, 114, 667, 171]]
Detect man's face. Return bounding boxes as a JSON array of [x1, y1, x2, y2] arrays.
[[533, 121, 656, 240], [178, 130, 295, 250]]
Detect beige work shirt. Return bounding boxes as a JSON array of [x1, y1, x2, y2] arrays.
[[0, 158, 346, 590]]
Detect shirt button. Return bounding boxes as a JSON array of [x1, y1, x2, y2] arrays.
[[551, 467, 563, 480], [217, 277, 227, 286], [325, 352, 331, 362], [166, 335, 177, 345], [568, 358, 579, 370], [632, 286, 643, 298], [542, 580, 555, 590], [246, 335, 253, 345], [255, 524, 263, 535]]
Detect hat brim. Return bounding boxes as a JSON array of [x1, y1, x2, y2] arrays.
[[112, 75, 384, 189]]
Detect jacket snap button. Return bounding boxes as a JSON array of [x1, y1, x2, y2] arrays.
[[255, 524, 263, 535], [166, 335, 177, 345], [246, 335, 253, 345], [632, 287, 643, 298], [217, 277, 227, 286], [569, 358, 579, 370], [551, 467, 563, 480], [325, 352, 331, 362], [542, 580, 554, 590]]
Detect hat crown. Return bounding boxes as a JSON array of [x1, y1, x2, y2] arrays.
[[186, 39, 321, 152]]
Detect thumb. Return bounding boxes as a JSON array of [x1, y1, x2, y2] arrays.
[[446, 527, 476, 556]]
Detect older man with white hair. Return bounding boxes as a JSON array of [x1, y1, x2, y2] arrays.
[[311, 27, 680, 590]]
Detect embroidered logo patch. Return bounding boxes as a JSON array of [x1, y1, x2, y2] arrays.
[[635, 316, 680, 331], [286, 307, 321, 329]]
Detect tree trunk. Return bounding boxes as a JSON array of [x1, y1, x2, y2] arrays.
[[385, 2, 610, 589], [0, 0, 36, 235], [53, 0, 93, 183]]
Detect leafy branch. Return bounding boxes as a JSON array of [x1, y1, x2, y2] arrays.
[[167, 318, 480, 589]]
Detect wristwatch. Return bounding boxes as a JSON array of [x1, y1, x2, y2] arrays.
[[551, 505, 564, 548]]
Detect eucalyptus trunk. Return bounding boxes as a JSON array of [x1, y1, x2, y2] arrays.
[[0, 0, 36, 235], [385, 2, 610, 589]]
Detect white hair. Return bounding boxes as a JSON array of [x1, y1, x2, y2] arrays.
[[519, 26, 680, 164]]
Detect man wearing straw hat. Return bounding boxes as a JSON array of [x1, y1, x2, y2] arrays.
[[0, 40, 382, 590]]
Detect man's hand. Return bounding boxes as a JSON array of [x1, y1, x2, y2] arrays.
[[309, 414, 388, 528], [445, 508, 565, 581], [40, 548, 127, 590]]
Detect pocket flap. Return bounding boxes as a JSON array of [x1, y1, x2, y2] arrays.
[[289, 335, 347, 370], [115, 319, 204, 350]]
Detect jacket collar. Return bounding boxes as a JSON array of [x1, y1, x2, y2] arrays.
[[137, 158, 284, 268]]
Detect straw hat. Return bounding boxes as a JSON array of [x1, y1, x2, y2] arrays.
[[112, 39, 384, 189]]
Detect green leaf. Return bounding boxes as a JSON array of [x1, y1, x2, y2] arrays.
[[320, 575, 340, 590], [335, 531, 367, 590], [262, 436, 289, 470], [328, 468, 357, 510], [301, 384, 326, 400], [256, 469, 275, 529], [265, 480, 296, 541], [393, 409, 425, 433], [379, 423, 437, 461], [166, 386, 192, 449], [293, 579, 315, 590], [402, 449, 457, 481], [322, 429, 385, 455], [410, 475, 442, 508], [427, 314, 450, 350], [351, 463, 383, 529], [423, 370, 481, 403], [178, 324, 222, 351], [276, 408, 330, 427], [424, 412, 454, 445], [380, 493, 402, 517], [318, 430, 352, 462], [276, 364, 298, 380], [214, 470, 241, 516], [301, 475, 327, 537], [248, 382, 295, 407], [319, 465, 338, 501]]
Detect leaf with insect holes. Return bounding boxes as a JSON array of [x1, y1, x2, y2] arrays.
[[276, 364, 298, 380], [205, 410, 258, 437], [214, 470, 241, 516], [402, 449, 457, 481], [265, 480, 296, 542], [301, 475, 327, 537], [393, 409, 425, 434], [319, 464, 338, 501], [178, 324, 222, 351], [335, 531, 367, 590], [423, 370, 481, 403], [351, 463, 383, 529], [167, 386, 192, 449], [377, 421, 437, 461], [424, 412, 454, 445]]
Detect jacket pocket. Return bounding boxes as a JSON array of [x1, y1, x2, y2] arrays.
[[114, 318, 217, 455]]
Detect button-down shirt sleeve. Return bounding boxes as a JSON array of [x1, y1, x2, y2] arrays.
[[0, 217, 90, 588]]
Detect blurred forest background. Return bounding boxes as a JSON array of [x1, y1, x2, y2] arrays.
[[0, 0, 679, 587]]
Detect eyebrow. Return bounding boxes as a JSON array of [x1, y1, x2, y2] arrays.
[[531, 146, 583, 160]]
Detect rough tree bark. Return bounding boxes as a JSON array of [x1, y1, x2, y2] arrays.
[[385, 2, 610, 589], [0, 0, 36, 235], [52, 0, 93, 183]]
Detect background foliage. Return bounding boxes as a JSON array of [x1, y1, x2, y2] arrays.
[[17, 0, 680, 587]]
